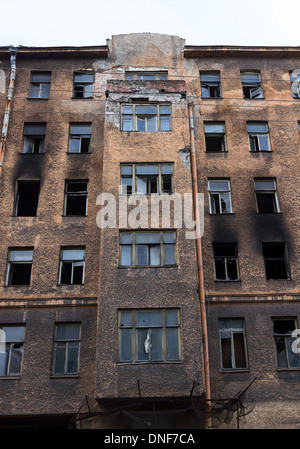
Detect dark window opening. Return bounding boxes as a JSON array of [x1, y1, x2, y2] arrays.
[[73, 73, 94, 99], [273, 318, 300, 368], [262, 243, 289, 279], [59, 248, 85, 285], [256, 193, 277, 213], [65, 181, 88, 216], [6, 249, 33, 286], [15, 181, 40, 216], [219, 319, 247, 369], [23, 123, 46, 154], [241, 72, 263, 99], [204, 123, 226, 152], [200, 72, 221, 98], [214, 243, 239, 281]]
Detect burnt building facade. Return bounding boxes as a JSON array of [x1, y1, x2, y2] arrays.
[[0, 33, 299, 429]]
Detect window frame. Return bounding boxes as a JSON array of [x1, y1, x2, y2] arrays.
[[262, 242, 290, 280], [120, 163, 174, 195], [247, 122, 271, 152], [219, 319, 248, 370], [119, 231, 177, 267], [213, 243, 239, 281], [51, 323, 81, 376], [59, 247, 85, 285], [64, 180, 88, 216], [272, 318, 300, 369], [204, 122, 227, 152], [208, 180, 233, 214], [118, 309, 181, 363], [289, 71, 300, 99], [29, 71, 51, 99], [200, 71, 221, 98], [241, 71, 264, 99], [68, 123, 91, 154], [0, 325, 25, 377], [125, 72, 168, 81], [5, 248, 34, 286], [254, 179, 280, 213], [73, 72, 94, 99], [121, 103, 171, 132], [14, 180, 40, 217], [22, 123, 46, 154]]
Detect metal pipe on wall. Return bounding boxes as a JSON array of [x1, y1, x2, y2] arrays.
[[188, 101, 211, 410], [0, 46, 18, 176]]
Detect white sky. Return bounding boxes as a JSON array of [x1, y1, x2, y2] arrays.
[[1, 0, 300, 48]]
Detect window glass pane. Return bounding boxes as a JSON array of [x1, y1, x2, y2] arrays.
[[160, 116, 170, 131], [31, 72, 51, 83], [84, 84, 94, 98], [160, 106, 170, 114], [137, 117, 146, 132], [70, 124, 91, 135], [233, 333, 246, 368], [120, 329, 132, 361], [275, 338, 288, 368], [166, 311, 179, 326], [120, 245, 132, 266], [24, 124, 46, 135], [121, 165, 133, 175], [73, 264, 84, 284], [163, 232, 175, 243], [241, 73, 260, 83], [9, 250, 33, 262], [286, 337, 300, 368], [201, 73, 220, 82], [120, 312, 132, 327], [209, 181, 230, 191], [136, 176, 147, 194], [0, 346, 9, 375], [67, 342, 79, 373], [8, 344, 23, 375], [122, 116, 132, 131], [136, 233, 160, 244], [258, 134, 270, 150], [74, 73, 93, 83], [137, 311, 162, 326], [147, 116, 157, 132], [136, 165, 158, 175], [221, 339, 232, 368], [273, 320, 295, 335], [220, 192, 231, 213], [137, 328, 149, 361], [247, 123, 268, 133], [53, 343, 66, 374], [1, 326, 25, 342], [136, 105, 156, 115], [204, 123, 225, 133], [61, 249, 85, 261], [164, 245, 175, 265], [161, 164, 172, 175], [255, 180, 276, 190], [167, 328, 179, 360], [69, 137, 81, 153], [149, 245, 160, 266], [120, 233, 132, 244], [136, 245, 148, 265], [123, 106, 133, 113], [150, 328, 162, 360], [56, 324, 80, 340]]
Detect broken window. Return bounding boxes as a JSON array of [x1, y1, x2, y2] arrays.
[[0, 325, 25, 376], [125, 72, 168, 80], [262, 243, 289, 280], [29, 72, 51, 99], [119, 309, 180, 363], [247, 122, 271, 152], [204, 122, 227, 152], [273, 319, 300, 369], [254, 179, 280, 213], [64, 181, 88, 216], [121, 163, 173, 194], [119, 231, 176, 267], [219, 319, 247, 369], [73, 72, 94, 99], [289, 71, 300, 98], [241, 72, 264, 98], [208, 180, 232, 214], [68, 124, 91, 153], [14, 181, 40, 217], [22, 123, 46, 154], [200, 72, 221, 98], [213, 243, 239, 281], [52, 323, 81, 375], [59, 247, 85, 285], [121, 104, 171, 132], [6, 248, 33, 286]]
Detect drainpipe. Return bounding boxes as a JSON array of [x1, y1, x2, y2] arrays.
[[188, 102, 211, 418], [0, 46, 18, 176]]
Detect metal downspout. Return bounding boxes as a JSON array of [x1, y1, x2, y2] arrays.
[[188, 102, 211, 418], [0, 46, 18, 176]]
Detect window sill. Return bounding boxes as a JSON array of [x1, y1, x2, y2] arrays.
[[71, 97, 93, 100], [18, 152, 44, 155], [62, 215, 87, 218], [277, 368, 300, 372], [214, 279, 240, 283], [118, 265, 178, 269], [210, 212, 234, 215], [0, 375, 21, 380], [250, 150, 273, 153], [4, 284, 31, 288], [205, 151, 228, 154], [201, 97, 223, 100], [26, 97, 49, 101], [243, 97, 265, 100], [256, 212, 282, 215], [117, 360, 182, 366], [67, 152, 91, 154], [221, 368, 249, 373], [57, 284, 85, 286], [50, 374, 79, 379]]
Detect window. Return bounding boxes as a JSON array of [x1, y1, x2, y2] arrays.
[[0, 325, 25, 376], [289, 71, 300, 98], [121, 104, 171, 132], [247, 122, 270, 152], [29, 71, 51, 99], [254, 179, 280, 213], [204, 122, 226, 152], [208, 180, 232, 214], [23, 123, 46, 154], [68, 123, 91, 153], [119, 309, 180, 363], [213, 243, 239, 281], [219, 319, 247, 369], [273, 319, 300, 369], [119, 231, 176, 267], [59, 247, 85, 285], [241, 71, 263, 98], [262, 243, 289, 280], [52, 323, 81, 375], [200, 72, 221, 98], [73, 72, 94, 99], [6, 248, 33, 286], [121, 163, 173, 195], [14, 181, 40, 216], [64, 181, 88, 216], [126, 72, 168, 80]]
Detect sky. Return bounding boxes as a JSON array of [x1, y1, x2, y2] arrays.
[[1, 0, 300, 48]]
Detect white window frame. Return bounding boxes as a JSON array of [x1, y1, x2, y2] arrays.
[[121, 104, 171, 132], [208, 180, 232, 214]]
